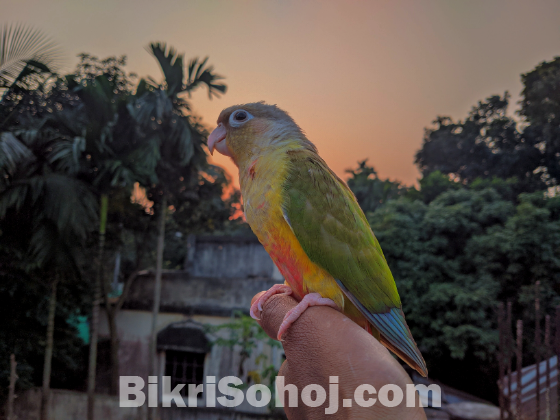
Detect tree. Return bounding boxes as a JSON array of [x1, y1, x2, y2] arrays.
[[0, 26, 95, 419], [61, 59, 151, 419], [0, 244, 89, 404], [52, 56, 157, 403], [519, 56, 560, 185], [99, 192, 154, 395], [0, 24, 60, 130], [368, 187, 513, 400], [365, 178, 560, 402], [414, 170, 462, 203], [2, 51, 155, 413], [2, 48, 233, 418], [126, 42, 226, 420], [345, 159, 409, 214], [0, 126, 97, 420], [162, 164, 242, 269], [415, 93, 543, 192]]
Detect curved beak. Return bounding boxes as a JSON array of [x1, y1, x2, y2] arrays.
[[208, 123, 232, 157]]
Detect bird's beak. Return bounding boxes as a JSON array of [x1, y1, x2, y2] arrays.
[[208, 123, 231, 157]]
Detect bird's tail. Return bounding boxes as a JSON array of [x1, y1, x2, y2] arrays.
[[335, 279, 428, 377], [370, 308, 428, 377], [379, 329, 428, 377]]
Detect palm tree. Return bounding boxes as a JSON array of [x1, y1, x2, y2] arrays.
[[127, 42, 226, 419], [0, 25, 76, 420], [3, 50, 156, 414], [0, 24, 61, 128], [39, 63, 156, 416], [0, 127, 98, 420], [63, 71, 145, 420]]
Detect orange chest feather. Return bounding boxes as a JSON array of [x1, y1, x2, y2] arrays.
[[244, 184, 309, 299]]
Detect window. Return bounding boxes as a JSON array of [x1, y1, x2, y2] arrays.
[[165, 350, 205, 397]]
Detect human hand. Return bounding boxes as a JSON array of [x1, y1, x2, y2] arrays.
[[251, 291, 427, 420]]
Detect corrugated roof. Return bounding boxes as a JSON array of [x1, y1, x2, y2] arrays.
[[501, 355, 558, 419]]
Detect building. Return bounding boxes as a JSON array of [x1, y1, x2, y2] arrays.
[[98, 234, 286, 419]]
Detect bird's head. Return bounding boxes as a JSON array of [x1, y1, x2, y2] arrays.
[[208, 102, 315, 167]]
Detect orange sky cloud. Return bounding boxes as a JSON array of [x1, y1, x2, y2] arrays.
[[5, 0, 560, 189]]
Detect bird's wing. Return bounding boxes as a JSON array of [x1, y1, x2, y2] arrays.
[[281, 148, 427, 376]]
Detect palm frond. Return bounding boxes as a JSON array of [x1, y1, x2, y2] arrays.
[[0, 23, 62, 89], [0, 182, 29, 215], [46, 135, 85, 175], [0, 132, 33, 179], [0, 173, 98, 240], [128, 89, 173, 123], [124, 136, 161, 185], [28, 220, 81, 276], [185, 57, 226, 99], [134, 78, 156, 98], [146, 42, 184, 96], [35, 174, 98, 239], [8, 114, 87, 177], [74, 75, 118, 126], [168, 115, 193, 165]]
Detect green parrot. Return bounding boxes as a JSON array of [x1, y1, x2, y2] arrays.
[[208, 102, 427, 377]]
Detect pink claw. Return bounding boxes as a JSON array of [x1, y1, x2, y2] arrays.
[[250, 284, 293, 320], [277, 293, 340, 341]]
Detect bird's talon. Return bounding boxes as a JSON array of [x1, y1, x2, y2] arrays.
[[249, 304, 261, 320], [250, 284, 293, 325]]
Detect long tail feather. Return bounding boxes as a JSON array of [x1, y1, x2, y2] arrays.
[[335, 278, 428, 377], [371, 309, 428, 377]]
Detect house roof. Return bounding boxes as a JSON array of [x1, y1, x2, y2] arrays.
[[501, 355, 558, 419]]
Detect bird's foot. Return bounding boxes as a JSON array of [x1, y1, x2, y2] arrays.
[[277, 293, 339, 341], [250, 284, 293, 320]]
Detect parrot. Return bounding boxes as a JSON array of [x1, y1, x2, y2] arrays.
[[207, 102, 428, 377]]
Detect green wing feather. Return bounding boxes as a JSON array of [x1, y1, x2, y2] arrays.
[[281, 149, 399, 311], [281, 149, 427, 376]]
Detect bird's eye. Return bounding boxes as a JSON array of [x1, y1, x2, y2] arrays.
[[235, 111, 247, 121], [229, 109, 253, 127]]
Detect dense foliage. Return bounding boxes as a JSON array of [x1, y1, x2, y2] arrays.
[[364, 175, 560, 399], [0, 45, 241, 400], [415, 93, 543, 192], [344, 55, 560, 401]]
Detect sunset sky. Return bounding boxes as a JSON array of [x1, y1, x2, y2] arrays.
[[5, 0, 560, 187]]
